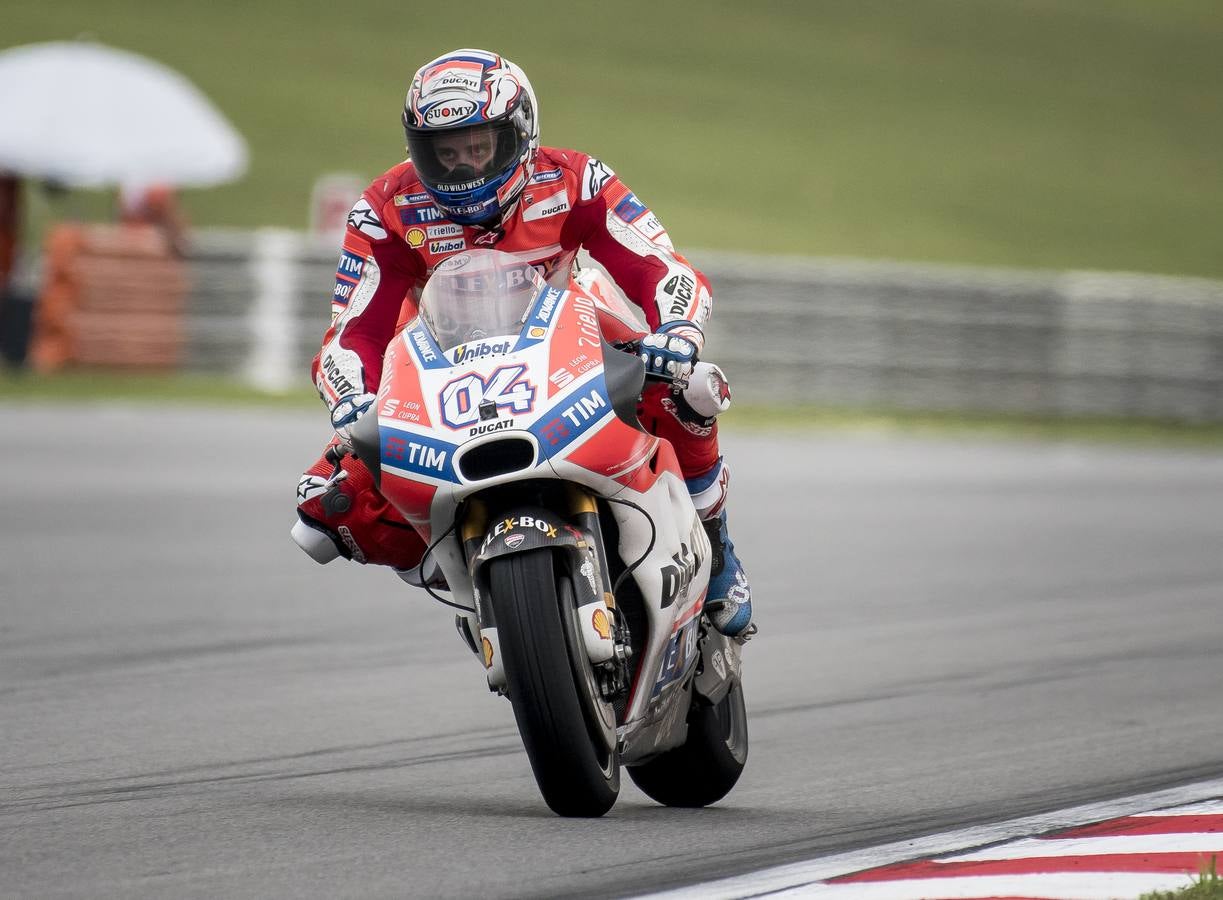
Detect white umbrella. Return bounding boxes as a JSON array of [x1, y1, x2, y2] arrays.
[[0, 41, 248, 188]]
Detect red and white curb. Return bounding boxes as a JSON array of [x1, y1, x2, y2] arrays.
[[645, 777, 1223, 899]]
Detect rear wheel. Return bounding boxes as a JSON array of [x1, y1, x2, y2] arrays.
[[489, 548, 619, 817], [627, 678, 748, 807]]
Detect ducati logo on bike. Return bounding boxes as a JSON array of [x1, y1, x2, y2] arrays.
[[660, 540, 701, 609]]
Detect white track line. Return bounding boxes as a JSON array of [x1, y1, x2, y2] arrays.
[[640, 776, 1223, 899], [772, 871, 1200, 899], [945, 832, 1223, 860], [1133, 800, 1223, 816]]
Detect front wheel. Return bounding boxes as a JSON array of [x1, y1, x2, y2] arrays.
[[627, 678, 749, 808], [489, 548, 619, 817]]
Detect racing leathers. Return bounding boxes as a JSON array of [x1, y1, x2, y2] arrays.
[[295, 147, 752, 635]]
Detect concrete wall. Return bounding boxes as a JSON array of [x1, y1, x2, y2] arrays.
[[185, 230, 1223, 421]]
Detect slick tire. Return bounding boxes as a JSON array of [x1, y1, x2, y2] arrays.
[[627, 679, 748, 808], [489, 548, 620, 817]]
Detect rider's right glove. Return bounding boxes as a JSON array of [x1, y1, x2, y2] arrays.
[[330, 391, 376, 450], [640, 320, 703, 382]]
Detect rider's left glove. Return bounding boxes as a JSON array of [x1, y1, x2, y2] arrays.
[[330, 392, 376, 449], [641, 320, 703, 382]]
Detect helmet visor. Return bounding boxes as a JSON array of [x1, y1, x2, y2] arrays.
[[407, 120, 525, 192]]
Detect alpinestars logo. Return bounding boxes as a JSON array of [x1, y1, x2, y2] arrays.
[[346, 199, 387, 240], [581, 158, 614, 201], [296, 475, 329, 504]]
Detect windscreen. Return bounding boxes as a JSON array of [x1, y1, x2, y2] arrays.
[[419, 250, 547, 350]]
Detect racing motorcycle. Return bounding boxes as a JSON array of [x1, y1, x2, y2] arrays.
[[347, 249, 748, 817]]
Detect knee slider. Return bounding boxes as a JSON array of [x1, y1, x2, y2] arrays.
[[291, 514, 344, 564]]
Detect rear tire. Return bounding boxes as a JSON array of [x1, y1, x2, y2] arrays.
[[489, 549, 620, 817], [627, 679, 748, 808]]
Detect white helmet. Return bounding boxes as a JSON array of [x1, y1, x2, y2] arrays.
[[402, 49, 539, 226]]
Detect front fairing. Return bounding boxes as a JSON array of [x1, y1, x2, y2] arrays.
[[374, 252, 656, 535], [372, 250, 706, 732]]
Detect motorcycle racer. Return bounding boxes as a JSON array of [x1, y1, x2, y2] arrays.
[[292, 48, 753, 638]]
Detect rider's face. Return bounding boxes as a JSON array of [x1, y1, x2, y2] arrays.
[[434, 127, 497, 176]]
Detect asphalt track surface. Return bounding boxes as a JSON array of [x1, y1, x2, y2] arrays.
[[3, 405, 1222, 899]]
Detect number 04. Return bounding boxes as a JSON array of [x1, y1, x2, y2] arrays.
[[440, 364, 536, 428]]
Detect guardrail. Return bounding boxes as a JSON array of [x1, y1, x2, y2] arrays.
[[185, 228, 1223, 421]]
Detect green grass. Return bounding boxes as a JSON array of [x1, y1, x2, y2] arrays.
[[5, 369, 1222, 447], [1141, 857, 1223, 899], [5, 1, 1223, 278]]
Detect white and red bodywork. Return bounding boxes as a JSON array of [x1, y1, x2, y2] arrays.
[[371, 271, 712, 741]]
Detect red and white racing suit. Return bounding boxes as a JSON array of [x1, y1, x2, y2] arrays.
[[297, 147, 727, 568]]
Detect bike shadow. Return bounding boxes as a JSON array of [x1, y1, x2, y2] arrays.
[[278, 788, 773, 822]]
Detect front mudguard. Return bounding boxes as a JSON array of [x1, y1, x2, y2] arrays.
[[469, 506, 584, 577]]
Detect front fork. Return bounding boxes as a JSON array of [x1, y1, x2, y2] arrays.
[[457, 486, 632, 698], [565, 485, 634, 703]]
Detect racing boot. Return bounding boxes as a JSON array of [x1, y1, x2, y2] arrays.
[[292, 441, 427, 569], [701, 508, 755, 640]]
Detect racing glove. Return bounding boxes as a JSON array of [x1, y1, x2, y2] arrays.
[[330, 391, 376, 449], [641, 320, 703, 382]]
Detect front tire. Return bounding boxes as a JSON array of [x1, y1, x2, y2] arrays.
[[489, 549, 620, 817], [627, 678, 748, 807]]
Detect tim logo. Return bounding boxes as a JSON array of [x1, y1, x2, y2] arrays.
[[336, 251, 364, 278], [614, 193, 647, 223], [541, 418, 569, 445], [382, 435, 449, 475], [409, 206, 443, 224]]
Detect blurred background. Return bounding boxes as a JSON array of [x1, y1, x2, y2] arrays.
[[2, 0, 1222, 417], [4, 7, 1223, 896]]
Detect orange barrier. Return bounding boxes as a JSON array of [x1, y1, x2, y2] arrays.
[[29, 223, 188, 371]]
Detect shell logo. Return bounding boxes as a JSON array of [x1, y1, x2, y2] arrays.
[[406, 228, 426, 248], [529, 326, 546, 338], [591, 608, 611, 640], [481, 636, 494, 669]]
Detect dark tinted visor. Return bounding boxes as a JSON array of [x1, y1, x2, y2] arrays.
[[407, 120, 524, 191]]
